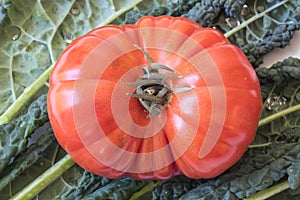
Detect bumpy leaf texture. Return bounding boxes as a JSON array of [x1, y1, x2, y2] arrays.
[[81, 177, 148, 200], [177, 142, 300, 199], [57, 170, 111, 200], [152, 176, 202, 200], [0, 130, 54, 192], [227, 0, 300, 67], [0, 135, 66, 200], [256, 57, 300, 144], [183, 0, 247, 26], [0, 94, 48, 173]]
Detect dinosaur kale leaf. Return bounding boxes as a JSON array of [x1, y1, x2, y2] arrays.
[[152, 176, 202, 200], [0, 129, 55, 194], [255, 57, 300, 144], [120, 0, 201, 24], [225, 0, 300, 67], [183, 0, 247, 26], [0, 94, 48, 174], [56, 170, 111, 200], [185, 0, 300, 67], [150, 142, 300, 199], [81, 177, 148, 200]]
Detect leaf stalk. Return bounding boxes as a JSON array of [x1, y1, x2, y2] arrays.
[[258, 104, 300, 127], [244, 181, 289, 200], [9, 155, 74, 200], [0, 65, 54, 125], [224, 0, 289, 38]]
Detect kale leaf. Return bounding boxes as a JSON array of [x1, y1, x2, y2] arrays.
[[255, 57, 300, 144], [0, 129, 55, 192], [152, 176, 202, 200], [0, 94, 48, 173], [81, 177, 148, 200], [227, 0, 300, 67], [57, 170, 111, 200]]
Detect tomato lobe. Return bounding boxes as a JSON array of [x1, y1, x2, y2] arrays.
[[48, 16, 262, 180]]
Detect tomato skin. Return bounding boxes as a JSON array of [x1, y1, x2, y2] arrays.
[[48, 16, 262, 180]]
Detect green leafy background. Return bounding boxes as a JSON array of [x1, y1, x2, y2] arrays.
[[0, 0, 300, 199]]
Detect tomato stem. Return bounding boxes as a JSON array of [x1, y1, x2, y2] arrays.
[[126, 45, 192, 118]]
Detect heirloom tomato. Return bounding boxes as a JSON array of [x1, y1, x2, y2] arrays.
[[48, 16, 262, 180]]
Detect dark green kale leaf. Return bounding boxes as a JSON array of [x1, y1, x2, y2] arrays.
[[179, 131, 300, 199], [81, 177, 148, 200], [120, 0, 202, 24], [180, 143, 300, 199], [0, 94, 48, 173], [255, 57, 300, 144], [0, 129, 55, 191], [185, 0, 300, 67], [183, 0, 246, 26], [152, 176, 202, 200], [146, 141, 298, 200], [183, 0, 221, 27], [57, 170, 111, 200], [187, 0, 300, 68], [225, 0, 300, 67], [121, 0, 247, 25]]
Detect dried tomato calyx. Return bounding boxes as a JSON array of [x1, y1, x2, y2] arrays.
[[126, 45, 192, 118]]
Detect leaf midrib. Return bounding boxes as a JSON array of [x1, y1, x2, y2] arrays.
[[224, 0, 289, 38]]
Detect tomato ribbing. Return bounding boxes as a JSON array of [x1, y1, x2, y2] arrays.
[[48, 16, 262, 180]]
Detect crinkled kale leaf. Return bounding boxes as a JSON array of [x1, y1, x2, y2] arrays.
[[179, 142, 300, 199], [81, 177, 148, 200], [0, 129, 54, 192], [255, 57, 300, 144], [0, 94, 49, 173], [56, 170, 111, 200]]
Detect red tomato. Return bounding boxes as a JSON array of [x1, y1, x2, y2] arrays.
[[47, 16, 262, 180]]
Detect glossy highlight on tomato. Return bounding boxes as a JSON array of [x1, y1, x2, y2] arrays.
[[47, 16, 262, 180]]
